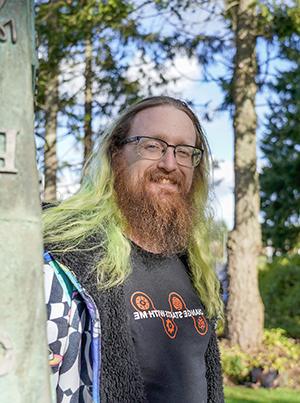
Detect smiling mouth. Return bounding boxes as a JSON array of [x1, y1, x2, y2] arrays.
[[150, 178, 179, 191], [159, 178, 176, 185]]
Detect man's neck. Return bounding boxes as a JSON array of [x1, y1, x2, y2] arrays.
[[128, 234, 163, 254]]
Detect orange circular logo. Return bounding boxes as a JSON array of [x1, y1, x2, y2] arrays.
[[165, 319, 175, 335], [172, 296, 183, 310], [196, 316, 208, 335], [135, 295, 150, 310]]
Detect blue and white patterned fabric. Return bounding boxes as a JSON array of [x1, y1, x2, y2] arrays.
[[44, 252, 101, 403]]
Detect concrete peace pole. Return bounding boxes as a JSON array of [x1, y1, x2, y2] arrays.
[[0, 1, 51, 402]]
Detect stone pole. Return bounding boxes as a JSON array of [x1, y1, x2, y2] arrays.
[[0, 1, 51, 401]]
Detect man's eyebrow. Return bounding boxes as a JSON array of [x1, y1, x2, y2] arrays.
[[146, 134, 197, 147], [141, 133, 168, 141]]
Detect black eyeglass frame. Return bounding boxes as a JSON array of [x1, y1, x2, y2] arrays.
[[119, 135, 204, 168]]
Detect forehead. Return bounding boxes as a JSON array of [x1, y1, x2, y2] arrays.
[[128, 105, 197, 146]]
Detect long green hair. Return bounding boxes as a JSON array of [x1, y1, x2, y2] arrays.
[[43, 96, 223, 319]]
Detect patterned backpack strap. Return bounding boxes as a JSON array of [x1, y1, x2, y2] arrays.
[[44, 251, 96, 402], [44, 251, 76, 304]]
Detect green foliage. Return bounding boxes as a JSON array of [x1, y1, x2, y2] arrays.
[[225, 386, 300, 403], [221, 346, 249, 382], [260, 6, 300, 253], [259, 255, 300, 338], [257, 1, 300, 40], [35, 0, 220, 171], [222, 255, 300, 386], [220, 328, 300, 387]]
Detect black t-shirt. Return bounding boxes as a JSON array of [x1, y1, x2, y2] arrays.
[[124, 243, 211, 403]]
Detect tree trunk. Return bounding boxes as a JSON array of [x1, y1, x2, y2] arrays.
[[226, 0, 264, 351], [44, 65, 59, 202], [83, 35, 93, 166]]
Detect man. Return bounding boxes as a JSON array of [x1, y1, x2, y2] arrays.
[[43, 96, 224, 403]]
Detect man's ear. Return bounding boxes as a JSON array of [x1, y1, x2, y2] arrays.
[[111, 146, 123, 167]]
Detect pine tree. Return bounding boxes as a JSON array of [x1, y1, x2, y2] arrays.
[[35, 0, 213, 196], [260, 38, 300, 254], [225, 0, 264, 351]]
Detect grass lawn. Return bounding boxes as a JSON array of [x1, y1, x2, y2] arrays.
[[225, 386, 300, 403]]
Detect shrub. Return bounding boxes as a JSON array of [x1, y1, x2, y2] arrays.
[[259, 254, 300, 338], [220, 329, 300, 388]]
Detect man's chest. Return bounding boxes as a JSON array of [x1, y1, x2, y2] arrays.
[[123, 247, 211, 403]]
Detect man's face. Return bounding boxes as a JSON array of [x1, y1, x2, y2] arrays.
[[122, 105, 197, 197], [112, 105, 198, 254]]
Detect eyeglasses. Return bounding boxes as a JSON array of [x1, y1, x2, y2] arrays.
[[119, 136, 204, 168]]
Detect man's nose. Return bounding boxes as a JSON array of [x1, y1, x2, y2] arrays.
[[157, 146, 177, 172]]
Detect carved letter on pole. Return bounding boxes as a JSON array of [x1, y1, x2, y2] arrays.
[[0, 129, 18, 174], [0, 0, 17, 44]]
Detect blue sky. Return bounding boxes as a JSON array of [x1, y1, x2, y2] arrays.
[[189, 78, 235, 229]]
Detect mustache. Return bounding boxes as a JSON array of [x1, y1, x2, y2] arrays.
[[146, 169, 183, 187]]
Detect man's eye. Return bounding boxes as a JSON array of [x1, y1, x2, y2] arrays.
[[177, 148, 192, 158], [143, 142, 161, 150]]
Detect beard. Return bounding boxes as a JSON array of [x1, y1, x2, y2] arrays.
[[113, 157, 195, 255]]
